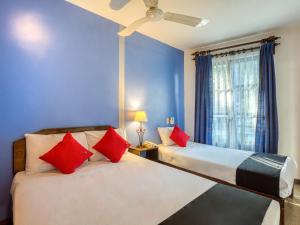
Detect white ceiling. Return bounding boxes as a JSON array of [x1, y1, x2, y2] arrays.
[[68, 0, 300, 50]]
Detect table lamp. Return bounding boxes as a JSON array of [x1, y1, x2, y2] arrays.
[[134, 111, 148, 147]]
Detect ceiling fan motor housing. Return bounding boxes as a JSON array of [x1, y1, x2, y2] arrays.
[[146, 8, 164, 21], [144, 0, 159, 8]]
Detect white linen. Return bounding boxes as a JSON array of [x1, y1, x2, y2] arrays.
[[84, 128, 127, 161], [157, 127, 175, 146], [25, 132, 88, 175], [159, 141, 297, 198], [12, 153, 279, 225]]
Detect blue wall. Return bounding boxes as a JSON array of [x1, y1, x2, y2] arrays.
[[0, 0, 184, 221], [0, 0, 119, 220], [125, 33, 184, 145]]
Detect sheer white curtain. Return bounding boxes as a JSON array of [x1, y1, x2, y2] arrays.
[[212, 51, 259, 151]]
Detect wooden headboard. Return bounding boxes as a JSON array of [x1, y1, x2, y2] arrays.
[[13, 125, 111, 175]]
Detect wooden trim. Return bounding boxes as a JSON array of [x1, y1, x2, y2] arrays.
[[0, 218, 12, 225], [13, 125, 112, 175], [158, 160, 286, 225], [294, 179, 300, 184]]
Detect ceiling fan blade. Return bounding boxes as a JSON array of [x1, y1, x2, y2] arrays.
[[143, 0, 158, 8], [109, 0, 131, 10], [118, 17, 150, 36], [164, 12, 209, 27]]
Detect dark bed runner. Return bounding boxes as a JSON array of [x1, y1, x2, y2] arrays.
[[236, 153, 287, 197], [159, 184, 272, 225]]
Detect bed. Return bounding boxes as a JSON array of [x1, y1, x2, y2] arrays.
[[12, 126, 281, 225], [158, 142, 297, 199]]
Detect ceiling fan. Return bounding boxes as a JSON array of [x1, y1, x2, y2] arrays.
[[109, 0, 209, 37]]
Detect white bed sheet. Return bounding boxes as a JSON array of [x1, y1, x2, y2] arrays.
[[159, 142, 297, 198], [12, 152, 279, 225]]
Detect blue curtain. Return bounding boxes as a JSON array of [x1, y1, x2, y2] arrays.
[[255, 43, 279, 154], [194, 55, 213, 144]]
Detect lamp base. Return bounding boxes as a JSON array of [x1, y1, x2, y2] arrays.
[[136, 122, 145, 148]]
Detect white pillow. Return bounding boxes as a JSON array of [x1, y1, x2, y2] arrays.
[[84, 128, 127, 162], [25, 132, 88, 175], [84, 130, 106, 161], [157, 127, 175, 146]]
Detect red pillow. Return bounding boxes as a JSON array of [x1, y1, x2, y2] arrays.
[[170, 125, 190, 147], [39, 132, 93, 174], [93, 127, 130, 163]]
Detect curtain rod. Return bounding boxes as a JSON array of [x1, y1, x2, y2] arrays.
[[192, 36, 281, 57], [192, 43, 280, 60]]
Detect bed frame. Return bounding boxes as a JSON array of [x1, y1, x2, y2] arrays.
[[12, 125, 285, 225], [13, 125, 111, 175]]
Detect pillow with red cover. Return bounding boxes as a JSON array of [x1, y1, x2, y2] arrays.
[[93, 127, 130, 163], [39, 132, 93, 174], [169, 125, 190, 147]]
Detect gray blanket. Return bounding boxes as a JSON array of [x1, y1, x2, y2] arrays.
[[236, 153, 287, 197], [159, 184, 272, 225]]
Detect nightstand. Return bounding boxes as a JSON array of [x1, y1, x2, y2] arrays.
[[128, 145, 159, 161]]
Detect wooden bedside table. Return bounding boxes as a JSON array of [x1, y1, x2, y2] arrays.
[[128, 145, 159, 161]]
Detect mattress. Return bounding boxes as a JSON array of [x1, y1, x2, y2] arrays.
[[11, 152, 279, 225], [158, 142, 297, 198]]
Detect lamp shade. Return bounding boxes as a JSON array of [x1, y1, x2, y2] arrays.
[[134, 111, 148, 122]]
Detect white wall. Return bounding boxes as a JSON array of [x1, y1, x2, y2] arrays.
[[184, 49, 196, 140], [184, 24, 300, 179], [274, 24, 300, 179]]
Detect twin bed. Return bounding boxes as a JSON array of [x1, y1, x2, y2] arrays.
[[11, 125, 286, 225], [158, 142, 296, 199]]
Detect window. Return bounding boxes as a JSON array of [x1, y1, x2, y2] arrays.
[[212, 51, 259, 151]]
